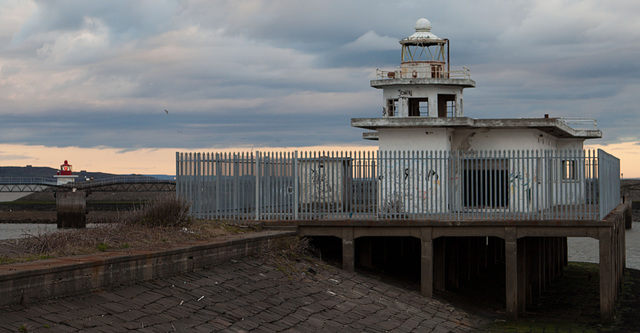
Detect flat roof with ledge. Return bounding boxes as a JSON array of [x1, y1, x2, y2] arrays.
[[351, 117, 602, 139]]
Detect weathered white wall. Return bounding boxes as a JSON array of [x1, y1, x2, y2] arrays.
[[378, 128, 452, 152], [557, 139, 584, 150], [299, 160, 345, 208], [377, 150, 449, 214], [381, 85, 465, 118], [452, 129, 564, 151]]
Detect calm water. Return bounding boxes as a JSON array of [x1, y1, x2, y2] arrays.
[[1, 222, 639, 269]]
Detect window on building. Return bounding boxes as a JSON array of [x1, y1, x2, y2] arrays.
[[562, 160, 577, 180], [386, 99, 399, 117], [408, 98, 428, 116], [447, 100, 456, 117], [462, 158, 509, 209], [437, 94, 456, 117], [419, 100, 429, 116]]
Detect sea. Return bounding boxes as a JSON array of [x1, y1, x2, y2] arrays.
[[1, 222, 639, 269]]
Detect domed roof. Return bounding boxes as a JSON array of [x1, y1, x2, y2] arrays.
[[400, 17, 444, 44], [415, 18, 432, 31]]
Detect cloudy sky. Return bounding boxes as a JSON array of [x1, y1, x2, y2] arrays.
[[1, 0, 639, 175]]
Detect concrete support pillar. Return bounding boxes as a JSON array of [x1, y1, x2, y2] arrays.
[[505, 227, 518, 320], [599, 227, 614, 323], [421, 227, 433, 297], [400, 97, 409, 117], [342, 227, 355, 272], [56, 191, 86, 229]]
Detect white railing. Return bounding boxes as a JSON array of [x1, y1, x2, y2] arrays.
[[558, 118, 598, 130], [176, 149, 620, 222], [376, 67, 471, 80]]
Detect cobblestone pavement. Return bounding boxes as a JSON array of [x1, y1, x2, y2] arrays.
[[0, 255, 488, 332]]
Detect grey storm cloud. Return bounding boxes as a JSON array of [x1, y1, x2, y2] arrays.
[[0, 0, 639, 151]]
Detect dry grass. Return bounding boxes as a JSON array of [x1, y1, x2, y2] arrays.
[[259, 236, 332, 280], [120, 194, 193, 228], [0, 196, 259, 264]]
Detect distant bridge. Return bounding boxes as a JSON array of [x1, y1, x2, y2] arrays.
[[0, 177, 176, 193]]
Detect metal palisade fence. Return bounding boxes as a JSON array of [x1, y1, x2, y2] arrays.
[[176, 149, 620, 222]]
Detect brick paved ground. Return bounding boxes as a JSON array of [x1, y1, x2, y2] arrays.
[[0, 254, 488, 332]]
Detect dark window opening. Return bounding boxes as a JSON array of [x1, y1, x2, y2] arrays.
[[408, 98, 428, 117], [462, 159, 509, 209], [386, 99, 398, 117], [438, 94, 456, 118]]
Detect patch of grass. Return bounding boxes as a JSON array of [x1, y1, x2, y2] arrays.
[[221, 222, 261, 234], [0, 256, 15, 264], [97, 242, 110, 252], [482, 262, 639, 332]]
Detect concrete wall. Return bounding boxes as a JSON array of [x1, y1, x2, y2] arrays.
[[381, 85, 465, 118], [299, 159, 347, 208], [0, 231, 296, 307], [378, 128, 585, 153], [378, 128, 452, 151], [452, 129, 560, 151], [377, 149, 449, 214]]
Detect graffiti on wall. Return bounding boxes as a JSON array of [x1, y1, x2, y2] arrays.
[[310, 167, 334, 201], [378, 161, 444, 213]]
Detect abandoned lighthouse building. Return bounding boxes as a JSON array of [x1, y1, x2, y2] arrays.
[[177, 18, 629, 322]]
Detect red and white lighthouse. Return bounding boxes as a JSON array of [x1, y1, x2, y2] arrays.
[[54, 160, 78, 185]]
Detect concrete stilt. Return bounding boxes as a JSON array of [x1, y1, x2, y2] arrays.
[[599, 227, 613, 323], [342, 227, 355, 272], [421, 227, 433, 297], [56, 191, 86, 229]]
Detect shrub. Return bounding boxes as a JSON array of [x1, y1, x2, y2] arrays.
[[121, 195, 193, 228]]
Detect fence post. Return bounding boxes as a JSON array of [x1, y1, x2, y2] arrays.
[[597, 149, 603, 220], [294, 151, 299, 221], [175, 152, 180, 201], [255, 151, 261, 221]]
